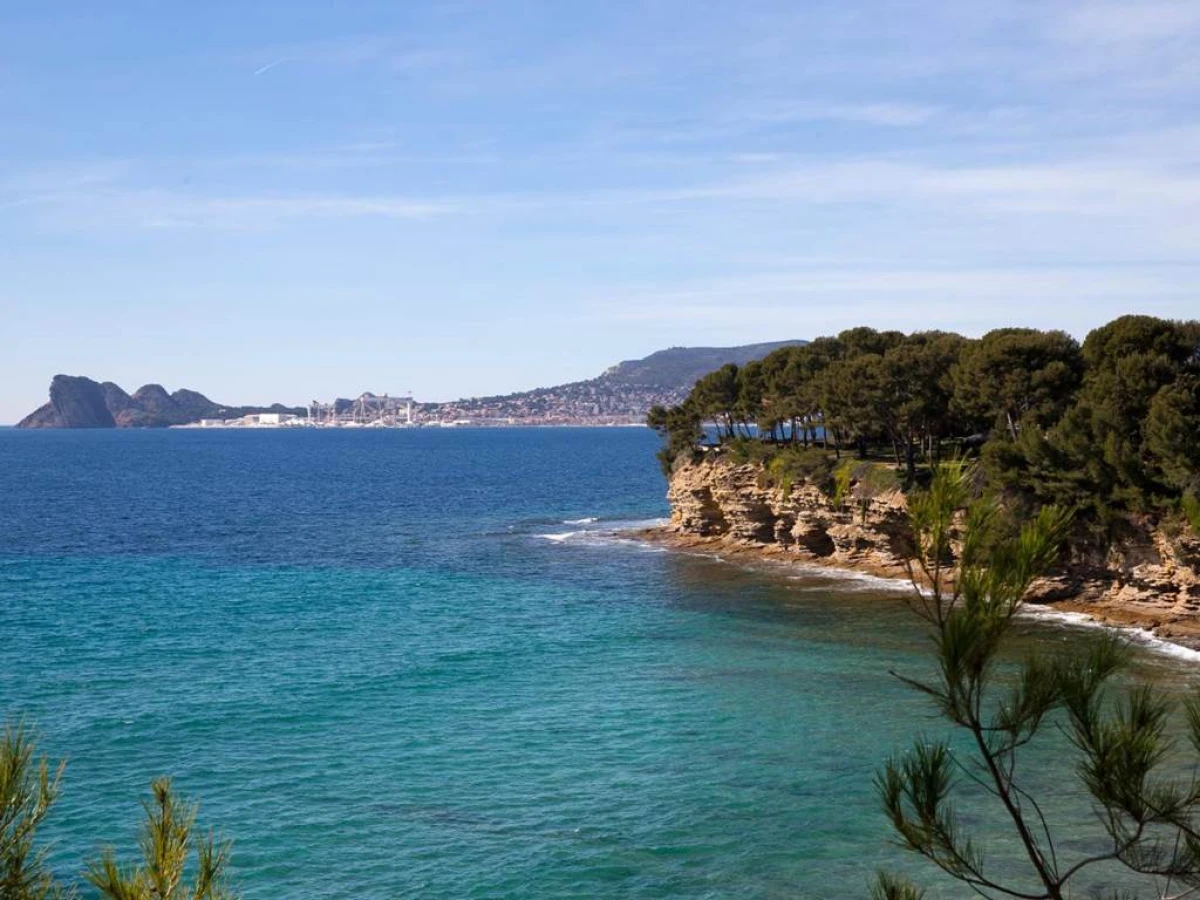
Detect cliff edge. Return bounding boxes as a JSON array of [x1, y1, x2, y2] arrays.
[[656, 455, 1200, 647]]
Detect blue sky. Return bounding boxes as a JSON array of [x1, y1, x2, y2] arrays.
[[3, 1, 1199, 421]]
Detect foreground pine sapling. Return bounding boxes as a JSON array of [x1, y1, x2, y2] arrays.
[[876, 463, 1200, 900], [0, 722, 68, 900], [0, 720, 236, 900], [87, 778, 234, 900]]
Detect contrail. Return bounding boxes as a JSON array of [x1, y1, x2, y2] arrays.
[[253, 58, 286, 76]]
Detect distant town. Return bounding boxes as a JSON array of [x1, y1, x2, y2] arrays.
[[16, 341, 804, 429], [183, 382, 685, 429]]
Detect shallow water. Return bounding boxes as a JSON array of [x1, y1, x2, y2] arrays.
[[1, 427, 1197, 898]]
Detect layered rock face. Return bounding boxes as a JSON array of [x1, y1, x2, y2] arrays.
[[663, 455, 1200, 643], [665, 455, 913, 578]]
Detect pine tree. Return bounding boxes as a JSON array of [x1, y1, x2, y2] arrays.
[[0, 722, 68, 900], [0, 723, 235, 900], [87, 779, 234, 900], [876, 463, 1200, 899]]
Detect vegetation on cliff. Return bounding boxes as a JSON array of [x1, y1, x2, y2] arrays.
[[649, 315, 1200, 533]]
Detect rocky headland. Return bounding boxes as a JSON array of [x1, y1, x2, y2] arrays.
[[648, 454, 1200, 648], [17, 375, 302, 428]]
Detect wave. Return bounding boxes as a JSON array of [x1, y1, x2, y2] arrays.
[[784, 564, 920, 594], [535, 517, 670, 548], [533, 515, 1200, 664], [604, 517, 670, 532], [538, 531, 582, 543], [1021, 606, 1200, 664], [607, 528, 1200, 664]]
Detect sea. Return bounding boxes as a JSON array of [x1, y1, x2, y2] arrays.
[[2, 427, 1198, 899]]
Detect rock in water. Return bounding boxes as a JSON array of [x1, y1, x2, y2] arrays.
[[15, 375, 303, 427]]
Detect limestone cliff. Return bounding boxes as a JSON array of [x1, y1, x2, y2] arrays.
[[665, 455, 913, 578], [659, 454, 1200, 645]]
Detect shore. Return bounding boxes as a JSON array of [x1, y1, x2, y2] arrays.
[[633, 523, 1200, 655]]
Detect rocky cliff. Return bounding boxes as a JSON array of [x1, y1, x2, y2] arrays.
[[658, 455, 1200, 646], [28, 375, 118, 428], [17, 375, 301, 428]]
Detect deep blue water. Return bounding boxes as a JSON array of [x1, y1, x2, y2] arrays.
[[2, 428, 1197, 898]]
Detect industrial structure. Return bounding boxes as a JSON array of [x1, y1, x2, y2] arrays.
[[307, 393, 415, 427]]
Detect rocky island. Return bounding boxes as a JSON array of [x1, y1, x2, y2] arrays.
[[17, 375, 302, 428], [646, 315, 1200, 646]]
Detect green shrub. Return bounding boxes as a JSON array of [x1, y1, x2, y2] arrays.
[[757, 446, 837, 496], [832, 462, 854, 507], [726, 436, 775, 465], [1184, 493, 1200, 535]]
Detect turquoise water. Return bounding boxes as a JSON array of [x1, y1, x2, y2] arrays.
[[1, 428, 1197, 898]]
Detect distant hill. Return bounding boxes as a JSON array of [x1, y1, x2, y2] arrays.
[[597, 341, 805, 390], [421, 340, 806, 424], [17, 375, 303, 429]]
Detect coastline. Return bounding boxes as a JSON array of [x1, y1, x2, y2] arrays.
[[631, 523, 1200, 657]]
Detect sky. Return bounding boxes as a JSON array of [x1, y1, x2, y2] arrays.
[[3, 1, 1199, 422]]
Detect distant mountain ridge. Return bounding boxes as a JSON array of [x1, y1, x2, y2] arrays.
[[17, 375, 303, 429], [17, 341, 806, 427]]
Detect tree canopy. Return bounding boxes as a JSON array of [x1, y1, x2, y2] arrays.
[[649, 315, 1200, 527]]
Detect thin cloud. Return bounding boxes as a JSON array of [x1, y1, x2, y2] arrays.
[[1052, 1, 1200, 44], [6, 187, 455, 231], [252, 58, 287, 76]]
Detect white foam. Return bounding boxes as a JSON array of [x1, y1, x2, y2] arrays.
[[1020, 606, 1200, 664], [536, 518, 670, 549], [540, 522, 1200, 664], [538, 531, 581, 543], [785, 563, 920, 594], [605, 517, 670, 532]]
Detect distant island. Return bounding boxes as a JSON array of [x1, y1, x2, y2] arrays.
[[15, 340, 804, 429], [17, 376, 304, 429]]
